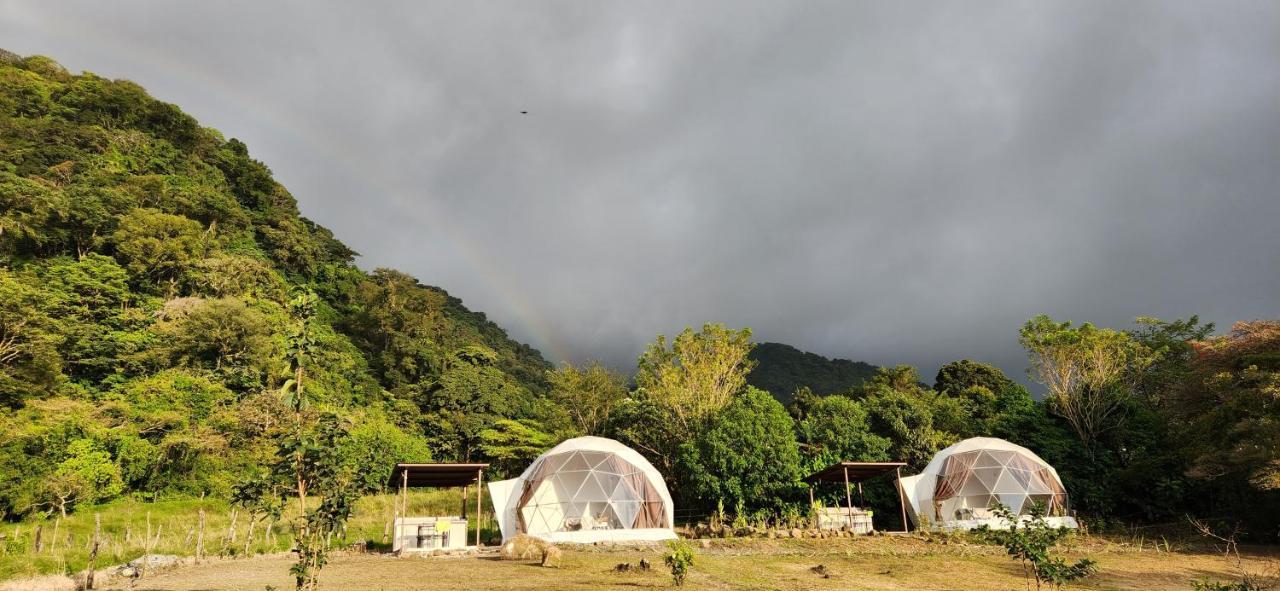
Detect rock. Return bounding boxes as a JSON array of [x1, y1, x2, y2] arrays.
[[128, 554, 181, 570], [699, 539, 711, 549], [810, 564, 831, 578], [790, 528, 803, 539], [735, 527, 753, 538], [116, 566, 138, 579], [766, 529, 777, 539], [540, 545, 562, 568], [639, 558, 652, 571], [614, 562, 632, 572]]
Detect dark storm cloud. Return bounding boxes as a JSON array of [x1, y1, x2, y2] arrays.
[[4, 0, 1278, 384]]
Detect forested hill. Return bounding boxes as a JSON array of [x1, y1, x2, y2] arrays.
[[0, 52, 551, 517], [746, 342, 878, 404]]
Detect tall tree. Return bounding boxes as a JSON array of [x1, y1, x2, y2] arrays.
[[635, 323, 756, 436], [677, 386, 801, 511], [1019, 315, 1157, 449], [546, 361, 628, 435], [1179, 320, 1280, 490]]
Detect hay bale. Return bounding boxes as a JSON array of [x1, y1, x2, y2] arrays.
[[500, 534, 547, 561]]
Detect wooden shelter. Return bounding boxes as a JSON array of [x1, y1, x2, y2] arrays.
[[388, 463, 489, 550], [803, 461, 910, 533]]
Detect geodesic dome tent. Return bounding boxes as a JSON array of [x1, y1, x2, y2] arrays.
[[487, 436, 676, 543], [897, 437, 1077, 530]]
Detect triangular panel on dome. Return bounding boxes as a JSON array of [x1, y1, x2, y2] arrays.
[[560, 451, 593, 472], [613, 500, 639, 528], [538, 453, 571, 476], [974, 451, 1003, 468], [973, 467, 1002, 490], [987, 450, 1018, 466], [580, 451, 611, 470], [998, 493, 1027, 514], [593, 472, 623, 498], [992, 470, 1022, 494], [575, 471, 609, 501]]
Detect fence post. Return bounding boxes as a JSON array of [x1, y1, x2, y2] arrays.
[[196, 508, 206, 562], [86, 514, 101, 590]]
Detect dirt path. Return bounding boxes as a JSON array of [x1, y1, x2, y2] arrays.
[[126, 538, 1273, 591]]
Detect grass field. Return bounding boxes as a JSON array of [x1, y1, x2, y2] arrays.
[[123, 536, 1277, 591], [3, 495, 1277, 590], [0, 489, 497, 581]]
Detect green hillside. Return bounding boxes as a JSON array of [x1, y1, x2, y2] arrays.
[[746, 342, 877, 404], [0, 52, 552, 518]]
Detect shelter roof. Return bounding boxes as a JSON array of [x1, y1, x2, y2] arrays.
[[389, 463, 489, 488], [803, 462, 907, 485]]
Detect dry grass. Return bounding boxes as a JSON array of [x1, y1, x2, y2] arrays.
[[0, 489, 495, 580], [0, 574, 76, 591], [122, 536, 1278, 591]]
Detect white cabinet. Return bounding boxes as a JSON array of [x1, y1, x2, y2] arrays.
[[393, 516, 469, 552]]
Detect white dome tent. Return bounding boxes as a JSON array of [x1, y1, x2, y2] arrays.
[[487, 436, 677, 543], [897, 437, 1078, 530]]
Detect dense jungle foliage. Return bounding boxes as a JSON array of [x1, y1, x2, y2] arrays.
[[2, 53, 1277, 541]]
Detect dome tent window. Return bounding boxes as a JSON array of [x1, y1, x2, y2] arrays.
[[488, 436, 677, 543]]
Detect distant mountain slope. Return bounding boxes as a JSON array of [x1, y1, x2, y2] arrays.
[[747, 342, 878, 404]]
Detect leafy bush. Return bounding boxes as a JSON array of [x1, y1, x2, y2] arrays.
[[663, 540, 695, 586], [981, 504, 1097, 590]]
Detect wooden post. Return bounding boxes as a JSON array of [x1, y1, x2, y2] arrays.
[[400, 469, 409, 516], [383, 486, 393, 544], [244, 515, 256, 556], [196, 507, 206, 562], [843, 466, 854, 530], [808, 485, 817, 529], [474, 469, 484, 548], [86, 514, 101, 589], [33, 524, 42, 553], [895, 467, 909, 533], [396, 468, 408, 551], [858, 482, 865, 507], [51, 517, 60, 554]]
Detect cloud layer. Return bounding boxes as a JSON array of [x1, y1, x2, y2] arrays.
[[4, 0, 1278, 383]]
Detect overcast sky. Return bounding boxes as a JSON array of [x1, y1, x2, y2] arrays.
[[4, 1, 1278, 385]]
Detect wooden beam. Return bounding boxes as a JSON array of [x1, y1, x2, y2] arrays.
[[398, 469, 408, 550], [895, 467, 909, 533], [843, 466, 854, 530], [475, 469, 484, 547], [808, 485, 815, 529]]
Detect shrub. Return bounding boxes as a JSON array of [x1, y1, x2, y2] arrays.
[[663, 540, 695, 586], [982, 504, 1097, 590]]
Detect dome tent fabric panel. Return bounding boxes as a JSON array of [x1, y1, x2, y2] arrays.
[[900, 437, 1077, 530], [488, 436, 676, 543]]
